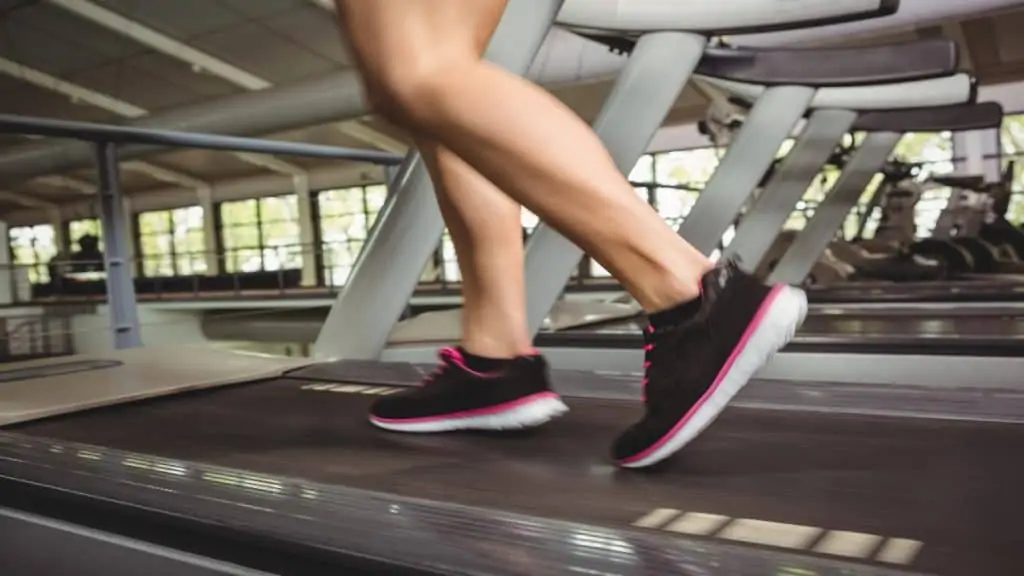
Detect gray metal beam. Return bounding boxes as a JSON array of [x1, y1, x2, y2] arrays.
[[522, 32, 707, 335], [94, 143, 143, 349], [313, 0, 564, 361], [0, 70, 367, 186], [724, 108, 858, 270], [768, 131, 901, 284], [678, 86, 816, 256], [0, 114, 401, 164]]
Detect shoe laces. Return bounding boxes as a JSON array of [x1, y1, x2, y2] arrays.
[[641, 325, 657, 402], [421, 347, 459, 386]]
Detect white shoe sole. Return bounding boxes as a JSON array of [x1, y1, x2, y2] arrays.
[[369, 392, 569, 433], [619, 284, 808, 468]]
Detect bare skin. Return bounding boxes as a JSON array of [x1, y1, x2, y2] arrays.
[[334, 0, 713, 358]]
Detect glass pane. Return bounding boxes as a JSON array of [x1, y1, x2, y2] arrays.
[[440, 232, 460, 282], [220, 199, 258, 225], [629, 154, 654, 183], [894, 132, 953, 163], [654, 187, 699, 229], [654, 148, 720, 186], [520, 208, 539, 231], [1000, 114, 1024, 156], [589, 259, 612, 277], [138, 211, 171, 234], [260, 194, 298, 222], [365, 184, 388, 221], [69, 218, 103, 249], [222, 224, 260, 250]]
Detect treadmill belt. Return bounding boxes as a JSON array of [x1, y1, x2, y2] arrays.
[[9, 378, 1023, 576]]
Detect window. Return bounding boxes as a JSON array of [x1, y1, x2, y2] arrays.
[[68, 218, 103, 251], [221, 195, 302, 273], [319, 184, 387, 286], [1000, 113, 1024, 225], [137, 206, 207, 277], [9, 225, 58, 284], [587, 148, 722, 277], [893, 131, 954, 238]]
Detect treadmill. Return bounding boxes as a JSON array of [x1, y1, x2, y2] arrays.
[[2, 2, 1022, 576]]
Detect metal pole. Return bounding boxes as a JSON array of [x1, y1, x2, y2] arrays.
[[677, 85, 816, 256], [723, 108, 858, 271], [0, 70, 369, 186], [768, 131, 902, 284], [522, 32, 708, 335], [94, 142, 143, 349]]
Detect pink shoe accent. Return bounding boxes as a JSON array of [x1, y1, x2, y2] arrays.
[[433, 347, 503, 380], [369, 391, 562, 425], [620, 284, 787, 464]]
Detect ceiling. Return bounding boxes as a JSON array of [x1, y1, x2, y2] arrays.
[[2, 0, 1024, 219]]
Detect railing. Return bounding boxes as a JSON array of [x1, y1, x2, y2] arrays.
[[3, 242, 620, 306], [0, 312, 74, 361]]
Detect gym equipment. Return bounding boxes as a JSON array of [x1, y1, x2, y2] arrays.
[[3, 2, 1023, 575], [771, 103, 1008, 291]]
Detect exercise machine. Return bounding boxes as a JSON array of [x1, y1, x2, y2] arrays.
[[1, 2, 1022, 575]]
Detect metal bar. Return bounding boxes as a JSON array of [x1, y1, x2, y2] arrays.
[[0, 70, 368, 185], [677, 86, 816, 255], [313, 0, 565, 361], [724, 109, 858, 270], [769, 131, 901, 284], [0, 114, 402, 165], [384, 344, 1024, 389], [94, 142, 143, 349], [522, 32, 708, 335]]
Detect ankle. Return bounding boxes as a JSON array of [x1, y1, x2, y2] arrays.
[[633, 258, 712, 312], [459, 338, 533, 361]]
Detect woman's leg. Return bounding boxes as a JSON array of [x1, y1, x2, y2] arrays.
[[336, 0, 806, 466], [417, 138, 533, 359], [335, 0, 709, 309]]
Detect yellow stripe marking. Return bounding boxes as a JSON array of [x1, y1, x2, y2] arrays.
[[813, 530, 883, 559], [876, 538, 923, 565], [332, 384, 368, 393], [664, 512, 731, 536], [631, 508, 681, 529], [717, 518, 823, 550]]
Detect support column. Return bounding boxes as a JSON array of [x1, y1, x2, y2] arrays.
[[522, 32, 707, 335], [294, 174, 318, 287], [0, 220, 11, 305], [678, 86, 816, 256], [94, 142, 143, 349], [313, 0, 564, 361], [769, 131, 901, 284], [122, 196, 138, 277], [724, 109, 858, 271], [48, 207, 66, 254], [197, 185, 220, 275], [953, 127, 1001, 182]]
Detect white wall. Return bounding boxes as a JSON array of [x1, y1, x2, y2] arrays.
[[68, 306, 307, 356], [70, 307, 207, 354]]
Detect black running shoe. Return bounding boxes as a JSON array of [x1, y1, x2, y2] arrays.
[[369, 347, 569, 432], [612, 261, 807, 468]]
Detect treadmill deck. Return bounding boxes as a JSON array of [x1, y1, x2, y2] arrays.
[[8, 377, 1022, 576]]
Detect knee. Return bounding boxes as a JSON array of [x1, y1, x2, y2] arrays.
[[361, 55, 467, 127]]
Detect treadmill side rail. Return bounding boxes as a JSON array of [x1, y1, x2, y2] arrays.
[[0, 432, 933, 576]]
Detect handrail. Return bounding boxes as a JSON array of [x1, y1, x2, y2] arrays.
[[0, 114, 404, 165]]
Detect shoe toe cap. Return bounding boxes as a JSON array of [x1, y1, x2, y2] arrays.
[[610, 422, 654, 463], [368, 391, 418, 420]]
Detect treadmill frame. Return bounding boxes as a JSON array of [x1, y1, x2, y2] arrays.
[[0, 431, 927, 576]]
